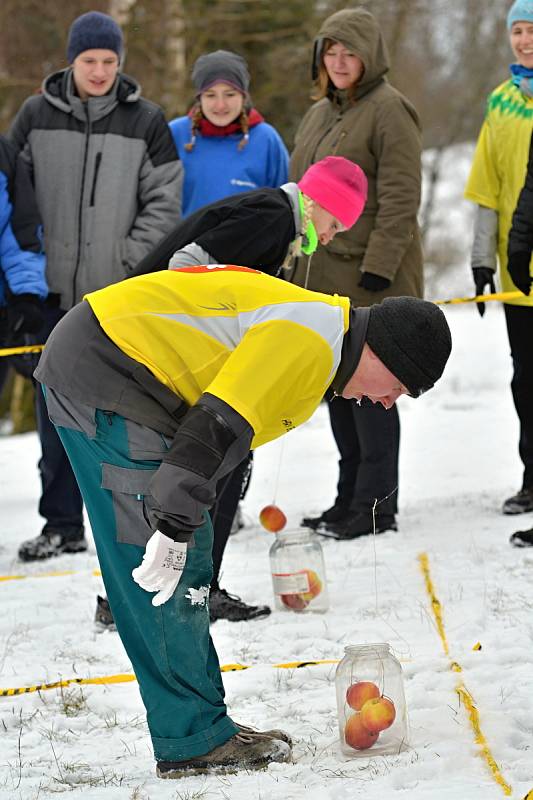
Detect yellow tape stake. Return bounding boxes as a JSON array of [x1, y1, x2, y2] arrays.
[[0, 343, 44, 357], [0, 660, 341, 697], [418, 553, 513, 797]]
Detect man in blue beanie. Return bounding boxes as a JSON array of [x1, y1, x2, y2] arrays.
[[8, 10, 183, 563]]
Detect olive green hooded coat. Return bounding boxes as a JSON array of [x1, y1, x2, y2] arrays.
[[290, 8, 423, 305]]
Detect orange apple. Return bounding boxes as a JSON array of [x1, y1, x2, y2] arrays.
[[259, 504, 287, 532], [280, 592, 309, 610], [360, 696, 396, 733], [346, 680, 380, 711], [301, 569, 322, 601], [344, 712, 379, 750]]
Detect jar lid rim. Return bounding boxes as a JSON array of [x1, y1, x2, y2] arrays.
[[343, 643, 391, 653]]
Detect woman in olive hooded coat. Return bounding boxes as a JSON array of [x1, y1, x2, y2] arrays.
[[291, 7, 424, 539]]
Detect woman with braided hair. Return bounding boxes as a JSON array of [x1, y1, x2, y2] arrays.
[[169, 50, 289, 217]]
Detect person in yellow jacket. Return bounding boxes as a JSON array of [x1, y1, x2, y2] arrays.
[[34, 265, 451, 778], [465, 0, 533, 518]]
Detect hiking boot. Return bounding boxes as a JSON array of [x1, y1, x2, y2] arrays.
[[209, 588, 271, 623], [317, 512, 397, 541], [94, 595, 116, 631], [156, 730, 291, 778], [502, 487, 533, 515], [301, 501, 351, 530], [509, 527, 533, 547], [237, 724, 292, 747], [18, 525, 87, 562]]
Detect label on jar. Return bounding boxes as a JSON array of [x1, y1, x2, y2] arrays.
[[272, 571, 311, 594]]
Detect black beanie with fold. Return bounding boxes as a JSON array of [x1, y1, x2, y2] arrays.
[[366, 297, 452, 397]]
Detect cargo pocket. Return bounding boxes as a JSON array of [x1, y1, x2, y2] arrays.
[[101, 463, 157, 546]]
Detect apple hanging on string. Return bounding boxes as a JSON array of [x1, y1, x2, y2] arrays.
[[259, 504, 287, 532]]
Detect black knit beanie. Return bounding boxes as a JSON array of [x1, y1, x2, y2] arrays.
[[67, 12, 123, 64], [192, 50, 250, 95], [366, 297, 452, 397]]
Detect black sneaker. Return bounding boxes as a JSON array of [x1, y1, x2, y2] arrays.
[[301, 501, 351, 530], [317, 512, 397, 540], [502, 487, 533, 515], [94, 595, 116, 630], [18, 525, 88, 562], [156, 730, 291, 778], [209, 588, 271, 623], [509, 528, 533, 547]]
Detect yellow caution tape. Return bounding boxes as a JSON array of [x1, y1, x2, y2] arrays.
[[418, 552, 513, 797], [0, 343, 44, 357], [0, 568, 101, 583], [434, 290, 522, 306], [0, 660, 341, 697]]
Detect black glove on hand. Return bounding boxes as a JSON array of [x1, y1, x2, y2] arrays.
[[358, 272, 392, 292], [507, 251, 533, 297], [8, 294, 45, 336], [472, 267, 496, 318]]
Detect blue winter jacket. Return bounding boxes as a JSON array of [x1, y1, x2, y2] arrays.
[[169, 115, 289, 217], [0, 135, 46, 307]]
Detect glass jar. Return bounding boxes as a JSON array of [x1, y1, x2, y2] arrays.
[[335, 643, 408, 756], [269, 529, 329, 613]]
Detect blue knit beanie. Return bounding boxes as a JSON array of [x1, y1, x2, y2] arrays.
[[507, 0, 533, 29], [67, 11, 123, 63]]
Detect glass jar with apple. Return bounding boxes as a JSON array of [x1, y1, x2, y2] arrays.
[[269, 529, 329, 613], [335, 643, 408, 756]]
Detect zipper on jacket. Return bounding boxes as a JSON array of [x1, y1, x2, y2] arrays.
[[331, 131, 347, 155], [89, 152, 102, 207], [72, 108, 91, 306]]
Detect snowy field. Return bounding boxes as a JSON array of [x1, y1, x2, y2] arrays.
[[1, 145, 532, 799]]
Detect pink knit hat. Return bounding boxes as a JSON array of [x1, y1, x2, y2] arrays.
[[298, 156, 367, 229]]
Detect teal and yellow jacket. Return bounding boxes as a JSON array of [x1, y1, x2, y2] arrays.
[[36, 266, 360, 541]]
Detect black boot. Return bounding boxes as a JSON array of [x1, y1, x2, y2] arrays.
[[18, 524, 87, 561], [317, 512, 397, 541], [94, 595, 116, 630], [509, 527, 533, 547], [502, 487, 533, 514], [209, 588, 271, 623], [301, 500, 351, 530]]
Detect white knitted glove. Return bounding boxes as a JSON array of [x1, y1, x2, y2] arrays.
[[132, 530, 187, 606]]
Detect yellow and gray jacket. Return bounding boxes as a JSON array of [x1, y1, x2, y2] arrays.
[[36, 266, 366, 541]]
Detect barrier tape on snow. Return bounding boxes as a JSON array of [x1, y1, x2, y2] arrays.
[[418, 552, 514, 797], [0, 290, 524, 359], [0, 660, 341, 697], [0, 568, 102, 583]]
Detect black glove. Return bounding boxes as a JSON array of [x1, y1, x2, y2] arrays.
[[358, 272, 391, 292], [507, 251, 533, 297], [472, 267, 496, 317], [8, 293, 45, 335]]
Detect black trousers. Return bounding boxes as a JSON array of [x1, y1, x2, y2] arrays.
[[210, 452, 253, 589], [34, 305, 84, 530], [504, 304, 533, 489], [327, 396, 399, 517]]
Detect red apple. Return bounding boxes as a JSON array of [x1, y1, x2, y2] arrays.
[[259, 504, 287, 532], [344, 712, 379, 750], [360, 696, 396, 733], [346, 680, 380, 711], [280, 593, 309, 610]]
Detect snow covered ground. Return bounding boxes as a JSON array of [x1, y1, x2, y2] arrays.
[[1, 147, 532, 798]]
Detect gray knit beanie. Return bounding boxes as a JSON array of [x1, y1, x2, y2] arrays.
[[67, 11, 123, 63], [191, 50, 250, 95], [366, 297, 452, 397]]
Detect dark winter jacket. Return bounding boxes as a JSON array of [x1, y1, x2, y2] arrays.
[[508, 130, 533, 259], [130, 187, 297, 278], [8, 68, 182, 309], [0, 135, 46, 308], [290, 8, 423, 305]]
